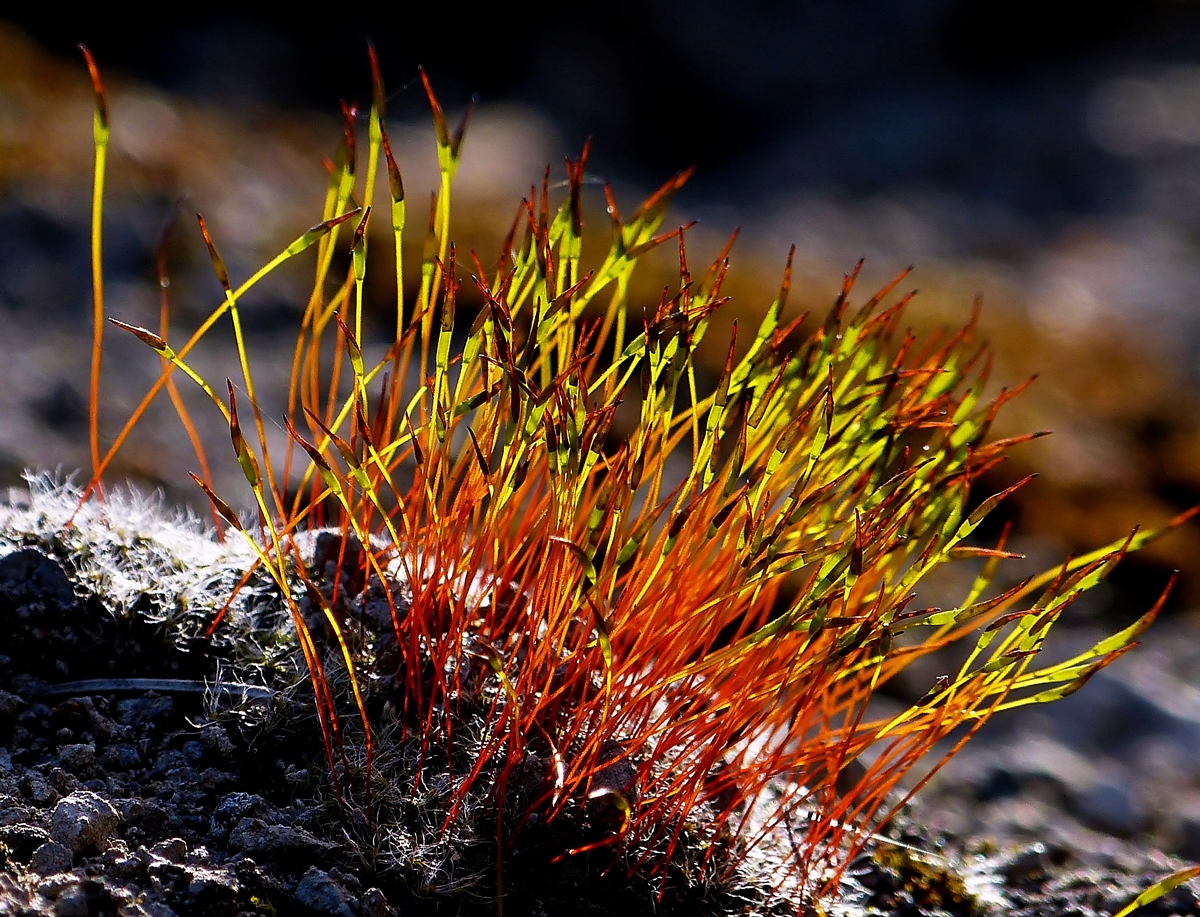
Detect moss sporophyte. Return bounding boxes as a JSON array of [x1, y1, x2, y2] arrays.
[[68, 46, 1200, 910]]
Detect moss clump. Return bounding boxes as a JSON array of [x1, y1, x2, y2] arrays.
[[57, 50, 1195, 912]]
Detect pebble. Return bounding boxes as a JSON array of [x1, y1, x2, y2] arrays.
[[208, 792, 276, 844], [54, 882, 94, 917], [196, 768, 236, 793], [100, 847, 146, 880], [148, 860, 239, 914], [361, 886, 392, 917], [198, 724, 235, 760], [99, 743, 141, 770], [28, 839, 73, 874], [58, 743, 96, 775], [0, 548, 76, 609], [0, 823, 48, 862], [0, 806, 30, 826], [115, 695, 175, 727], [0, 874, 35, 912], [36, 873, 80, 898], [20, 772, 59, 806], [179, 866, 240, 913], [47, 766, 79, 796], [17, 701, 49, 723], [148, 837, 188, 863], [295, 866, 355, 917], [227, 817, 331, 864], [1073, 779, 1148, 837], [49, 790, 118, 854]]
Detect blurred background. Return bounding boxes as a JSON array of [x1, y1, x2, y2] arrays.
[[6, 2, 1200, 859]]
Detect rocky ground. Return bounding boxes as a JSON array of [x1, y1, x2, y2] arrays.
[[0, 482, 1195, 917]]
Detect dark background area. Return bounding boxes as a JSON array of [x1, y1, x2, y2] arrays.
[[16, 1, 1200, 223]]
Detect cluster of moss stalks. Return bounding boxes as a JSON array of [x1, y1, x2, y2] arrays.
[[48, 46, 1200, 913], [0, 478, 991, 914]]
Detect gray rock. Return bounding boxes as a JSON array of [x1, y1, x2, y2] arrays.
[[149, 860, 239, 914], [1037, 650, 1200, 766], [20, 771, 59, 806], [361, 886, 392, 917], [115, 695, 175, 727], [0, 548, 76, 608], [181, 867, 240, 914], [49, 790, 118, 854], [227, 817, 331, 864], [54, 882, 92, 917], [116, 798, 171, 844], [1073, 779, 1149, 836], [28, 839, 73, 874], [49, 878, 116, 917], [0, 822, 49, 863], [208, 792, 276, 844], [350, 576, 412, 634], [58, 743, 95, 775], [181, 740, 205, 765], [997, 735, 1101, 796], [148, 749, 188, 778], [148, 837, 187, 863], [36, 873, 80, 898], [295, 866, 355, 917], [198, 724, 235, 760], [0, 873, 36, 914], [99, 743, 141, 770], [0, 806, 31, 827]]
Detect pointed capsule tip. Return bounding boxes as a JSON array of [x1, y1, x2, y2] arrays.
[[78, 45, 109, 128]]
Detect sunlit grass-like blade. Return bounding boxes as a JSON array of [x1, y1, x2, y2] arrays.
[[1111, 864, 1200, 917], [80, 44, 108, 487]]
